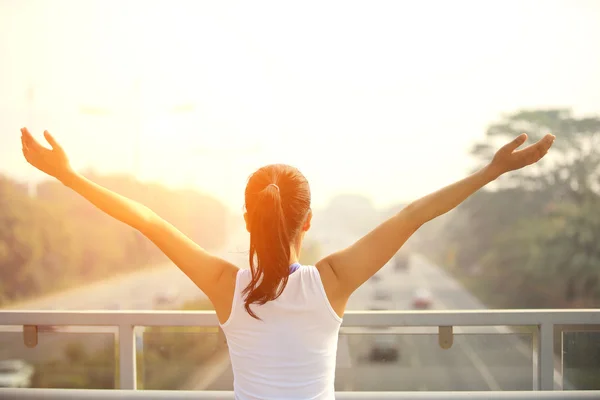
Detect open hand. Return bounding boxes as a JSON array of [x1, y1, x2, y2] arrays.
[[20, 127, 73, 182], [489, 133, 555, 177]]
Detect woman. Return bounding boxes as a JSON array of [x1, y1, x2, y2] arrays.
[[20, 127, 554, 399]]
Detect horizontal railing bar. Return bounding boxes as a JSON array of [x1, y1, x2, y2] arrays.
[[1, 309, 599, 327], [2, 389, 600, 399]]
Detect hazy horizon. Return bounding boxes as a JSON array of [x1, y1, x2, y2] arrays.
[[2, 0, 599, 212]]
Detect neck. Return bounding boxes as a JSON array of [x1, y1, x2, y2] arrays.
[[289, 247, 300, 265], [289, 235, 303, 265]]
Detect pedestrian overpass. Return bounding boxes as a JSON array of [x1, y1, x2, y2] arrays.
[[1, 309, 599, 399]]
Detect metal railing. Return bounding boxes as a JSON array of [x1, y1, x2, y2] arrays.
[[2, 388, 600, 399], [1, 309, 599, 397]]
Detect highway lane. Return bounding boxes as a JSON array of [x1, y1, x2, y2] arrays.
[[1, 229, 564, 391], [0, 228, 250, 368], [338, 254, 544, 392], [200, 254, 548, 392], [3, 226, 251, 312]]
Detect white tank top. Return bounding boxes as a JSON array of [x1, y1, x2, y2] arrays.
[[220, 264, 343, 400]]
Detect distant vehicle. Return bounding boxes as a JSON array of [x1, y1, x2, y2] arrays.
[[373, 288, 392, 302], [368, 329, 399, 362], [0, 360, 34, 388], [367, 298, 395, 312], [393, 251, 410, 272], [154, 287, 178, 308], [366, 302, 399, 362], [412, 288, 433, 310]]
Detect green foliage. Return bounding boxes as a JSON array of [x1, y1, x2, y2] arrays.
[[413, 108, 600, 309], [32, 341, 115, 389], [29, 299, 224, 390], [0, 173, 229, 305]]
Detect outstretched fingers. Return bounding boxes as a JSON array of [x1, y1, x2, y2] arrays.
[[503, 133, 528, 153], [514, 134, 555, 164], [44, 130, 63, 152], [21, 137, 29, 162], [20, 127, 46, 152]]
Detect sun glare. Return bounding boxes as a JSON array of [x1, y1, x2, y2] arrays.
[[3, 0, 599, 209]]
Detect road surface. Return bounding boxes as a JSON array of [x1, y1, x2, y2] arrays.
[[1, 229, 564, 391], [3, 226, 251, 312]]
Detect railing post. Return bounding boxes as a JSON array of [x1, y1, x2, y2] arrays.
[[538, 323, 554, 390], [118, 324, 137, 390]]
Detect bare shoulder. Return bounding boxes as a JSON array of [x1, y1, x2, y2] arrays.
[[315, 259, 348, 319], [206, 260, 240, 325]]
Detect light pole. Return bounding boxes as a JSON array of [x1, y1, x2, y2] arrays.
[[26, 85, 37, 197], [26, 85, 35, 127], [80, 79, 195, 267], [79, 79, 195, 178]]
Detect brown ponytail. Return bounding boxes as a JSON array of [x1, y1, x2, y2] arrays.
[[243, 164, 311, 319]]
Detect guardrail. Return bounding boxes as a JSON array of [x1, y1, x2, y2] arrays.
[[1, 309, 599, 393], [2, 389, 600, 399]]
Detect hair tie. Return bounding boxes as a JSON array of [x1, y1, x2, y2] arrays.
[[267, 183, 280, 191]]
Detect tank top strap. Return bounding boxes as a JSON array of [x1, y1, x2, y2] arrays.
[[302, 265, 343, 323]]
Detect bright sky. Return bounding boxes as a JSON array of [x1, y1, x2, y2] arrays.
[[1, 0, 599, 211]]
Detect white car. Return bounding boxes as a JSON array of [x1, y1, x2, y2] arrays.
[[393, 251, 410, 272], [0, 360, 35, 388], [372, 288, 392, 302], [412, 288, 433, 309]]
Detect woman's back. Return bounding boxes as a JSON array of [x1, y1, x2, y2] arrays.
[[221, 264, 342, 400]]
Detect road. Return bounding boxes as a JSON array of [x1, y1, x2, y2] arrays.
[[339, 254, 536, 392], [0, 227, 250, 365], [199, 253, 554, 392], [4, 226, 251, 312], [1, 229, 564, 392]]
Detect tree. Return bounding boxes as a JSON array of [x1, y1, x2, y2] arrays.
[[471, 109, 600, 202], [466, 109, 600, 307], [412, 109, 600, 308], [0, 171, 230, 306]]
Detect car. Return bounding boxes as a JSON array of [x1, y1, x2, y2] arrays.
[[373, 289, 392, 302], [412, 288, 433, 309], [367, 298, 395, 312], [393, 251, 410, 272], [154, 287, 178, 308], [0, 360, 34, 388], [365, 302, 400, 362], [367, 329, 399, 362]]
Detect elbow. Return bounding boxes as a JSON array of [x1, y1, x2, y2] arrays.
[[400, 202, 425, 229]]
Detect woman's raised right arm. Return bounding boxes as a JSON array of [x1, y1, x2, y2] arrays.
[[20, 128, 238, 299], [317, 133, 555, 298]]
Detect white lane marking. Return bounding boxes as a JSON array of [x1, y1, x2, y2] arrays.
[[405, 334, 421, 369], [413, 254, 566, 389], [436, 302, 501, 391]]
